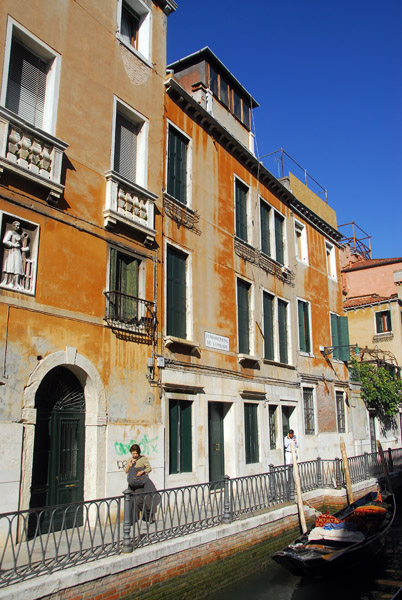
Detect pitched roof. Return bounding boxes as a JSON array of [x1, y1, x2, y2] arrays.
[[344, 293, 398, 309], [342, 257, 402, 273]]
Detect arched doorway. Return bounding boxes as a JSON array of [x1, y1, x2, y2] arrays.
[[30, 367, 85, 517]]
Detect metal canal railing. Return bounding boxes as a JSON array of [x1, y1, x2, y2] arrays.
[[1, 448, 401, 588]]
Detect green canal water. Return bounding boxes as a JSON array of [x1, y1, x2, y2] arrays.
[[205, 489, 402, 600]]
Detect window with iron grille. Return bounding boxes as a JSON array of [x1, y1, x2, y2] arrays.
[[169, 399, 192, 473], [336, 391, 346, 433], [167, 246, 187, 339], [303, 387, 315, 435], [244, 403, 259, 463], [237, 278, 250, 354], [375, 310, 392, 334], [298, 299, 311, 354], [108, 248, 140, 323], [269, 405, 277, 450], [167, 126, 189, 205]]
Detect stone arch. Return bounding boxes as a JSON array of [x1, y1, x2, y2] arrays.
[[20, 348, 107, 512]]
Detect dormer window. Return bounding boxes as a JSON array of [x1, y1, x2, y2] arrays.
[[208, 63, 251, 129]]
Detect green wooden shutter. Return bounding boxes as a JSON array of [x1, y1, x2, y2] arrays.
[[331, 313, 338, 350], [169, 400, 178, 474], [167, 128, 187, 204], [274, 212, 284, 264], [337, 316, 350, 361], [375, 312, 383, 334], [260, 201, 271, 256], [298, 300, 311, 353], [180, 400, 192, 472], [6, 39, 48, 128], [278, 299, 288, 364], [237, 279, 250, 354], [167, 246, 187, 338], [235, 182, 248, 242], [244, 403, 259, 463], [109, 248, 118, 319], [263, 292, 274, 360]]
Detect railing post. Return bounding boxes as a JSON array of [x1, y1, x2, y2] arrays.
[[222, 475, 232, 524], [288, 465, 295, 501], [316, 456, 322, 488], [122, 488, 133, 553], [269, 464, 275, 504], [388, 448, 394, 473], [335, 457, 342, 488], [364, 452, 370, 480]]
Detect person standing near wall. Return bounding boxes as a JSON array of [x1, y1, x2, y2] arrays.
[[284, 429, 299, 465]]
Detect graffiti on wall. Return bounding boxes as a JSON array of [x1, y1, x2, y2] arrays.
[[114, 434, 159, 471]]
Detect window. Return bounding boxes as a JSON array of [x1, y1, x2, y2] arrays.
[[235, 180, 248, 242], [263, 292, 274, 360], [259, 201, 286, 265], [208, 64, 251, 128], [263, 292, 290, 365], [169, 399, 192, 474], [325, 241, 336, 279], [298, 299, 311, 354], [209, 65, 229, 107], [269, 406, 277, 450], [295, 221, 308, 263], [330, 313, 350, 361], [167, 125, 189, 205], [167, 246, 187, 339], [237, 279, 251, 354], [121, 3, 140, 50], [260, 199, 271, 256], [244, 403, 259, 463], [114, 111, 139, 183], [108, 248, 140, 323], [278, 299, 288, 364], [375, 310, 392, 334], [2, 21, 60, 133], [303, 388, 315, 435], [118, 0, 151, 62], [336, 391, 346, 433]]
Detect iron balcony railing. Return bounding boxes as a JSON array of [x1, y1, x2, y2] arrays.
[[1, 447, 400, 587], [104, 291, 155, 338]]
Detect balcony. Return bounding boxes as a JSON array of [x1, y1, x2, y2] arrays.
[[104, 290, 155, 341], [104, 170, 157, 245], [0, 107, 68, 204]]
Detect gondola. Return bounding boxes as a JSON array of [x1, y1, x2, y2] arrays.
[[272, 488, 396, 578]]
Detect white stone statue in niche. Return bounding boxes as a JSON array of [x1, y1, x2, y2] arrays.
[[1, 220, 30, 290]]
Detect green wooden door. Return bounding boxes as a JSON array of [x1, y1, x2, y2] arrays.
[[208, 403, 225, 483], [30, 367, 85, 532]]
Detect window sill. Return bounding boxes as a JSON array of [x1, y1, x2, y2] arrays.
[[164, 336, 200, 351], [262, 359, 295, 370], [373, 332, 393, 342], [238, 354, 260, 366]]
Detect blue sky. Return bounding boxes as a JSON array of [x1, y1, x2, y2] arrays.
[[167, 0, 401, 259]]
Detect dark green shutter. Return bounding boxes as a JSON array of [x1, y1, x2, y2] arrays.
[[237, 279, 250, 354], [167, 246, 187, 338], [274, 212, 284, 264], [244, 403, 259, 463], [235, 182, 248, 242], [278, 299, 288, 364], [337, 316, 350, 361], [169, 400, 178, 474], [298, 300, 311, 353], [167, 128, 187, 204], [263, 292, 274, 360], [375, 312, 383, 334], [260, 201, 271, 256], [180, 401, 192, 472]]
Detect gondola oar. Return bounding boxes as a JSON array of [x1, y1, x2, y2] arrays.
[[291, 441, 307, 534], [340, 437, 354, 504]]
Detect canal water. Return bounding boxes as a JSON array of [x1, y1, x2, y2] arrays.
[[206, 489, 402, 600]]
